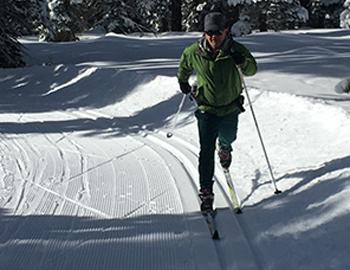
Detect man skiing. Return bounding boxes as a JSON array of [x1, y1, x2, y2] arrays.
[[177, 12, 257, 212]]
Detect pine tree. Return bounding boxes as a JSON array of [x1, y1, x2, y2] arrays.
[[6, 0, 37, 35], [309, 0, 343, 28], [67, 0, 106, 32], [154, 0, 171, 32], [309, 0, 326, 27], [225, 0, 255, 36], [135, 0, 170, 32], [182, 0, 252, 34], [340, 0, 350, 28], [265, 0, 307, 31], [266, 1, 284, 31], [171, 0, 183, 31], [323, 0, 344, 28], [96, 0, 151, 33], [0, 0, 26, 68], [186, 0, 241, 31], [285, 0, 308, 29], [182, 0, 205, 31], [36, 0, 78, 41], [249, 0, 269, 32]]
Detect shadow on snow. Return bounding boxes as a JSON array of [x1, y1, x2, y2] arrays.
[[1, 153, 350, 269], [0, 94, 196, 137], [239, 154, 350, 269], [0, 210, 204, 270], [1, 32, 350, 116]]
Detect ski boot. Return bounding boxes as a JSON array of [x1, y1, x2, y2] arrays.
[[199, 188, 214, 213], [218, 147, 232, 169]]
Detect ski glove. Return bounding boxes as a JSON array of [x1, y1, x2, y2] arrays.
[[232, 51, 246, 66], [179, 81, 191, 94]]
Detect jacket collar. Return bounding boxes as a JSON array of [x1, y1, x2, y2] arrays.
[[197, 35, 233, 60]]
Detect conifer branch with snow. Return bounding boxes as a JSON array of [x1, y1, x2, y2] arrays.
[[0, 0, 26, 68]]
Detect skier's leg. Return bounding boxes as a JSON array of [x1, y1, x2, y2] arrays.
[[217, 110, 240, 168], [195, 110, 218, 191]]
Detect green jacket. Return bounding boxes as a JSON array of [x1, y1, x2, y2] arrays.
[[177, 36, 257, 116]]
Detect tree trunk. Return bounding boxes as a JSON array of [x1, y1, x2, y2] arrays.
[[259, 13, 268, 32], [170, 0, 182, 31]]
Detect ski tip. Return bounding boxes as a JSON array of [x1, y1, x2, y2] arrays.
[[212, 230, 220, 240]]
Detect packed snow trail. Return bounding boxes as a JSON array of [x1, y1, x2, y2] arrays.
[[0, 114, 215, 270], [0, 108, 262, 270]]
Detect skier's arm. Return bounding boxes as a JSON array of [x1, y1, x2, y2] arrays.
[[232, 42, 257, 76], [177, 48, 194, 83], [240, 49, 257, 76]]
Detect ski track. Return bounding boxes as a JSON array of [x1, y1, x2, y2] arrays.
[[0, 106, 271, 270], [9, 135, 38, 215], [68, 110, 144, 218], [70, 110, 201, 270], [138, 135, 221, 270], [69, 108, 232, 269], [148, 131, 263, 270]]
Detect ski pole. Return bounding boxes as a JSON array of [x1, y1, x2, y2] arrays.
[[239, 69, 281, 194], [166, 94, 187, 138]]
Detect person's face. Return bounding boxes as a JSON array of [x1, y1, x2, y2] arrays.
[[204, 29, 228, 50]]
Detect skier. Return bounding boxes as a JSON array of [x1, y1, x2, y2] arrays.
[[177, 12, 257, 212]]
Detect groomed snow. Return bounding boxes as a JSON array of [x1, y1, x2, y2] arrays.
[[0, 29, 350, 270]]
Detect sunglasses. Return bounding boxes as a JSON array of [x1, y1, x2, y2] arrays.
[[205, 30, 224, 37]]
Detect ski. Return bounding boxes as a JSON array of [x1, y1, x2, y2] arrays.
[[202, 209, 219, 240], [223, 169, 242, 214]]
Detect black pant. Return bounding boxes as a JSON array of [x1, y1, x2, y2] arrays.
[[195, 109, 240, 190]]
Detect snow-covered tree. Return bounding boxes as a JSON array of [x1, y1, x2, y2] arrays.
[[64, 0, 106, 33], [15, 0, 347, 39], [266, 0, 308, 31], [182, 0, 204, 31], [135, 0, 170, 32], [231, 14, 252, 36], [238, 0, 307, 32], [286, 0, 309, 29], [0, 0, 26, 67], [6, 0, 37, 36], [340, 0, 350, 28], [309, 0, 323, 27], [266, 1, 285, 31], [225, 0, 254, 36], [185, 0, 243, 32], [241, 0, 269, 32], [36, 0, 78, 41], [96, 0, 153, 33], [309, 0, 344, 28]]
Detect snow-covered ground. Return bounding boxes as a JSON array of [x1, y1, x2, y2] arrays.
[[0, 29, 350, 270]]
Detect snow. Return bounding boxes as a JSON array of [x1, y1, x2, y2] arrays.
[[0, 29, 350, 269]]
